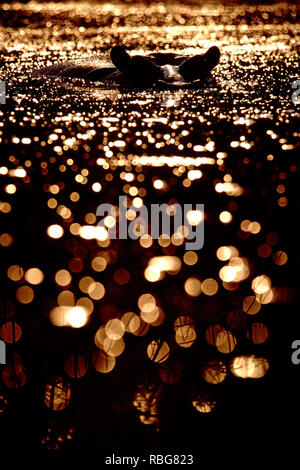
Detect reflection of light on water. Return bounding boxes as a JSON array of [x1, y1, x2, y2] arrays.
[[58, 82, 120, 102], [161, 93, 182, 108], [97, 155, 215, 167], [231, 356, 269, 379]]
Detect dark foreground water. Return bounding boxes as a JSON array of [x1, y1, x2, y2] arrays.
[[0, 1, 299, 451]]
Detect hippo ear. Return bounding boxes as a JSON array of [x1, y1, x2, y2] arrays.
[[201, 46, 220, 70], [179, 46, 220, 82], [110, 46, 131, 72]]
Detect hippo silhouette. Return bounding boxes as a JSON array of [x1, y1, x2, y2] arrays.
[[34, 45, 220, 89]]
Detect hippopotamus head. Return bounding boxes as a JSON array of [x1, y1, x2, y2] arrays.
[[33, 45, 221, 90], [106, 45, 221, 89]]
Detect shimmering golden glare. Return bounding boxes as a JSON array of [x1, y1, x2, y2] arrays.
[[219, 210, 232, 224], [183, 251, 198, 265], [216, 330, 237, 353], [141, 305, 160, 324], [175, 324, 196, 348], [205, 324, 237, 354], [48, 198, 58, 209], [0, 0, 296, 424], [7, 264, 24, 281], [216, 246, 239, 261], [147, 340, 170, 363], [50, 304, 89, 328], [66, 306, 88, 328], [87, 281, 105, 300], [70, 223, 81, 235], [158, 234, 171, 247], [174, 316, 194, 331], [184, 277, 201, 297], [55, 269, 72, 286], [0, 202, 12, 213], [219, 256, 249, 283], [202, 360, 227, 384], [192, 398, 216, 413], [121, 312, 141, 334], [215, 182, 243, 196], [79, 225, 108, 241], [149, 307, 165, 327], [91, 256, 107, 272], [92, 182, 102, 192], [132, 197, 143, 208], [251, 275, 271, 294], [219, 265, 236, 282], [186, 209, 204, 226], [70, 192, 80, 202], [50, 306, 69, 326], [85, 212, 97, 224], [93, 351, 116, 373], [243, 296, 261, 315], [104, 215, 116, 228], [240, 220, 261, 234], [139, 415, 158, 425], [57, 205, 72, 220], [5, 184, 17, 194], [103, 337, 125, 357], [138, 293, 156, 313], [188, 169, 202, 181], [94, 326, 106, 348], [0, 233, 13, 247], [140, 234, 153, 249], [144, 265, 162, 282], [78, 276, 93, 293], [95, 322, 126, 356], [49, 184, 59, 194], [47, 224, 64, 239], [131, 321, 149, 338], [25, 268, 44, 285], [146, 256, 182, 282], [105, 319, 125, 340], [76, 297, 94, 314], [16, 285, 34, 304], [57, 290, 75, 306], [205, 324, 224, 346], [230, 356, 269, 379], [0, 321, 22, 343], [44, 378, 71, 411], [133, 384, 159, 425], [201, 278, 218, 296], [0, 166, 8, 175], [273, 250, 288, 265], [153, 179, 165, 189], [171, 232, 185, 246], [256, 288, 274, 304]]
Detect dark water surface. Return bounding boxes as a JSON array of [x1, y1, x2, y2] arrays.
[[0, 1, 299, 451]]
